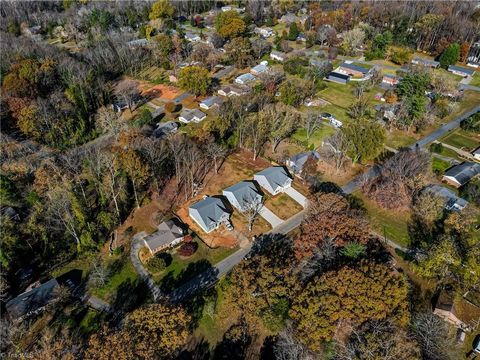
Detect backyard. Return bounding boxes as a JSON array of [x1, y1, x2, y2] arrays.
[[264, 192, 304, 220], [440, 129, 480, 151]]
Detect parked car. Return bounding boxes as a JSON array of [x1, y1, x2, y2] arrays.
[[225, 221, 234, 231], [321, 112, 333, 120]]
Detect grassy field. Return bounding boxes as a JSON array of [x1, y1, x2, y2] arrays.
[[441, 130, 479, 150], [470, 73, 480, 87], [354, 191, 411, 248], [291, 124, 336, 149], [385, 129, 418, 149], [432, 157, 451, 175], [91, 254, 139, 301], [430, 145, 464, 161], [152, 237, 237, 291]]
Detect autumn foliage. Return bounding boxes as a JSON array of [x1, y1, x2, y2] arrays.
[[294, 192, 370, 260], [290, 260, 410, 350], [177, 242, 197, 257]]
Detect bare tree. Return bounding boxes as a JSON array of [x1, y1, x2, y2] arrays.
[[46, 187, 81, 247], [274, 325, 314, 360], [411, 312, 459, 360], [303, 112, 322, 141], [260, 103, 299, 152], [88, 261, 110, 288], [95, 106, 123, 135], [297, 237, 337, 282], [319, 132, 348, 173], [114, 79, 140, 111], [246, 113, 268, 160], [205, 142, 227, 174], [240, 194, 264, 232]]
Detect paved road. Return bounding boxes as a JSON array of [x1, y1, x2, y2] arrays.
[[169, 210, 305, 302], [459, 83, 480, 92], [341, 105, 480, 195]]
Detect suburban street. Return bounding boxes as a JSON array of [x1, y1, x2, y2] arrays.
[[167, 103, 479, 302]]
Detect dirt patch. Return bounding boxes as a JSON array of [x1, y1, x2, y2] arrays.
[[176, 207, 238, 248], [262, 140, 304, 164], [139, 83, 183, 101]]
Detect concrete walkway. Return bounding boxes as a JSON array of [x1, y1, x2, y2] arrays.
[[437, 141, 476, 160], [259, 206, 284, 227], [284, 187, 308, 207]]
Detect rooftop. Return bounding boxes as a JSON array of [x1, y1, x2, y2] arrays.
[[448, 65, 475, 75], [444, 162, 480, 185], [144, 219, 184, 250], [339, 62, 370, 74]]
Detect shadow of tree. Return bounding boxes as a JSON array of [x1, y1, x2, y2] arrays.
[[309, 180, 343, 195], [177, 338, 211, 360], [111, 278, 149, 314], [159, 259, 214, 293], [212, 322, 251, 360]]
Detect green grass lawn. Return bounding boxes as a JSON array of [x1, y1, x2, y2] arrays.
[[51, 254, 96, 281], [432, 157, 451, 175], [318, 82, 356, 108], [441, 130, 479, 150], [354, 192, 411, 248], [91, 254, 139, 301], [470, 72, 480, 87], [385, 129, 418, 149], [291, 124, 336, 149], [430, 145, 463, 161], [152, 237, 238, 291]]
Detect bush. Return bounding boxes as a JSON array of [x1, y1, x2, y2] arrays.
[[147, 255, 167, 273], [183, 235, 193, 243], [389, 46, 412, 65], [430, 142, 443, 153], [460, 112, 480, 133], [134, 109, 154, 127], [177, 242, 198, 257], [164, 102, 177, 113]]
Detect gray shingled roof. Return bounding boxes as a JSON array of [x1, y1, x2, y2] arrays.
[[339, 62, 370, 74], [444, 162, 480, 186], [289, 151, 320, 173], [223, 181, 262, 210], [424, 185, 468, 210], [144, 220, 184, 250], [189, 197, 230, 230], [448, 65, 475, 76], [255, 167, 292, 190]]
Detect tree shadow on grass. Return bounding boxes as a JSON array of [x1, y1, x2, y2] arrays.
[[177, 338, 211, 360], [212, 321, 251, 360], [159, 259, 214, 294], [111, 278, 149, 315]]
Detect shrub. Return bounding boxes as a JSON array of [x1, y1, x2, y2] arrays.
[[147, 255, 167, 272], [430, 142, 443, 153], [389, 46, 413, 65], [164, 102, 177, 113], [177, 242, 198, 257], [183, 235, 193, 243], [134, 109, 153, 127]]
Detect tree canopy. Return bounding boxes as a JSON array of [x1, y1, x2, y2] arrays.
[[178, 66, 211, 95]]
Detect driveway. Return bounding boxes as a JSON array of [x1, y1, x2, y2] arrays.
[[259, 206, 283, 227], [284, 187, 308, 207]]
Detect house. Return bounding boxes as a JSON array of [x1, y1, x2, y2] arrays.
[[178, 109, 207, 123], [411, 57, 440, 68], [223, 181, 263, 212], [472, 147, 480, 160], [448, 65, 475, 77], [235, 73, 256, 85], [279, 13, 299, 24], [382, 74, 400, 86], [221, 5, 232, 11], [254, 167, 293, 195], [330, 118, 343, 128], [255, 27, 274, 38], [185, 32, 201, 42], [200, 96, 223, 110], [153, 121, 179, 138], [189, 196, 231, 233], [467, 42, 480, 68], [442, 162, 480, 187], [336, 62, 371, 77], [424, 185, 468, 211], [6, 270, 80, 322], [433, 290, 480, 331], [250, 61, 269, 75], [270, 51, 287, 62], [143, 219, 185, 254], [326, 72, 350, 84], [218, 85, 250, 97], [286, 151, 320, 175], [296, 33, 307, 42]]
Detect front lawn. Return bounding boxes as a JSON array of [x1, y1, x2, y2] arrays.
[[441, 130, 479, 151], [291, 125, 336, 149], [264, 192, 304, 220], [430, 145, 464, 161], [354, 191, 411, 248], [470, 73, 480, 87], [385, 129, 418, 149], [432, 157, 451, 175], [152, 236, 238, 292]]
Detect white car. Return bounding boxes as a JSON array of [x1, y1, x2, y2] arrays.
[[225, 221, 234, 231]]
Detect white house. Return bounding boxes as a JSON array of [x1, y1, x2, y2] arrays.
[[143, 220, 185, 254], [448, 65, 475, 77], [254, 167, 293, 195], [255, 27, 274, 38], [185, 32, 201, 42], [223, 181, 263, 212], [235, 73, 256, 85], [218, 85, 249, 97], [189, 196, 231, 233], [250, 61, 269, 75], [472, 147, 480, 161], [443, 162, 480, 188], [270, 51, 287, 62], [179, 109, 207, 123], [200, 96, 223, 110]]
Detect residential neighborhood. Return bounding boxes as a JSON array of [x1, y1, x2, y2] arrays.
[[1, 1, 479, 359]]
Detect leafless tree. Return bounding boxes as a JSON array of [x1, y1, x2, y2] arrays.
[[319, 132, 348, 173], [411, 312, 459, 360], [240, 194, 264, 232], [205, 142, 227, 174], [114, 79, 140, 111], [95, 106, 123, 135], [46, 187, 81, 247], [88, 261, 110, 288], [246, 113, 268, 160], [260, 103, 299, 152], [297, 237, 337, 282], [303, 112, 322, 141], [274, 325, 314, 360]]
